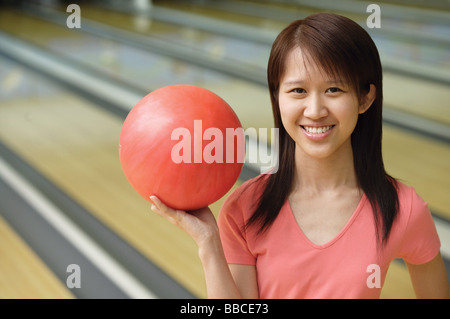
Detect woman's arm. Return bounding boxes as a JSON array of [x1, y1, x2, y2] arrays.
[[405, 252, 449, 299], [229, 264, 259, 298], [150, 196, 258, 298], [199, 237, 259, 298]]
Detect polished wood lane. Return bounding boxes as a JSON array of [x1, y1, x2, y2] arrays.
[[383, 125, 450, 218], [0, 215, 74, 298], [380, 261, 415, 299], [384, 73, 450, 125]]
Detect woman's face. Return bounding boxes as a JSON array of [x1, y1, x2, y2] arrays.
[[278, 47, 374, 161]]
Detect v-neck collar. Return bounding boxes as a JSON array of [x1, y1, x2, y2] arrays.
[[285, 194, 368, 249]]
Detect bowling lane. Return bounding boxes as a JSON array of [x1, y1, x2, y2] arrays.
[[9, 3, 270, 83], [383, 126, 450, 218], [380, 260, 416, 299], [0, 215, 74, 298], [78, 4, 272, 70], [0, 7, 273, 132], [383, 73, 450, 125], [151, 0, 287, 30]]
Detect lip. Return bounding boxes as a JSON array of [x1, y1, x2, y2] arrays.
[[300, 125, 335, 140]]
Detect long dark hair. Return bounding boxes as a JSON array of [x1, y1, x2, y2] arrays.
[[245, 13, 399, 245]]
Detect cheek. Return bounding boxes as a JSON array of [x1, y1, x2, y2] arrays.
[[333, 105, 360, 138], [279, 95, 298, 120], [340, 99, 361, 127], [278, 99, 298, 131]]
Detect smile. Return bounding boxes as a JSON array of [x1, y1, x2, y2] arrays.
[[301, 125, 334, 134]]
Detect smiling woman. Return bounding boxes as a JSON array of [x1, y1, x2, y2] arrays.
[[246, 13, 390, 244], [150, 13, 449, 299]]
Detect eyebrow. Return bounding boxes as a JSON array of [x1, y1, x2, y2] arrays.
[[281, 79, 346, 86], [281, 80, 305, 87]]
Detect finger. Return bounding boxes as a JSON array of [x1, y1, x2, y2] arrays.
[[150, 196, 168, 217], [150, 195, 170, 213], [150, 195, 183, 225], [150, 203, 161, 215]]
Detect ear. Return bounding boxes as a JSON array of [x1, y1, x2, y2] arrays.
[[359, 84, 376, 114]]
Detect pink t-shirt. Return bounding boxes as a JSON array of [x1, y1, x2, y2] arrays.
[[218, 175, 441, 299]]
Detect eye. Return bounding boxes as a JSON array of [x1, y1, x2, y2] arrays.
[[290, 88, 306, 94], [326, 87, 343, 94]]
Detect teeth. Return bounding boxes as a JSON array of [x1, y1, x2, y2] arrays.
[[303, 126, 332, 134]]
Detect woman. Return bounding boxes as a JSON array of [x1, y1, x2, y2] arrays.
[[150, 13, 449, 298]]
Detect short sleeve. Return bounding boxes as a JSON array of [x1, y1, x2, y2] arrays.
[[398, 187, 441, 265], [218, 185, 257, 265]]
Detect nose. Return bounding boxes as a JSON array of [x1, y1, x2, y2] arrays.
[[303, 93, 328, 120]]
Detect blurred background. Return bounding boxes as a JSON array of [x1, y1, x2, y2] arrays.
[[0, 0, 448, 299]]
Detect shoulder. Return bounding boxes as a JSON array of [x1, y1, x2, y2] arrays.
[[217, 175, 268, 265], [390, 181, 440, 263], [395, 181, 428, 220], [218, 174, 268, 224], [222, 174, 268, 211]]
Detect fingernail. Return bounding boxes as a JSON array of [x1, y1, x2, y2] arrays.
[[149, 195, 156, 205]]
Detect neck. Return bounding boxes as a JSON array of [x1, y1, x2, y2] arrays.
[[293, 142, 359, 194]]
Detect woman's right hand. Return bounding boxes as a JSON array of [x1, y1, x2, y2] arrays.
[[149, 196, 220, 248], [150, 195, 250, 299]]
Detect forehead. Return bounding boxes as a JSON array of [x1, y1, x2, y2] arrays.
[[281, 47, 342, 84]]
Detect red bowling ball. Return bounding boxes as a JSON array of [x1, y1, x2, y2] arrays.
[[119, 85, 245, 210]]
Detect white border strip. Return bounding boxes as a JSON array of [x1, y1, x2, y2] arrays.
[[0, 156, 156, 299], [434, 218, 450, 260]]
